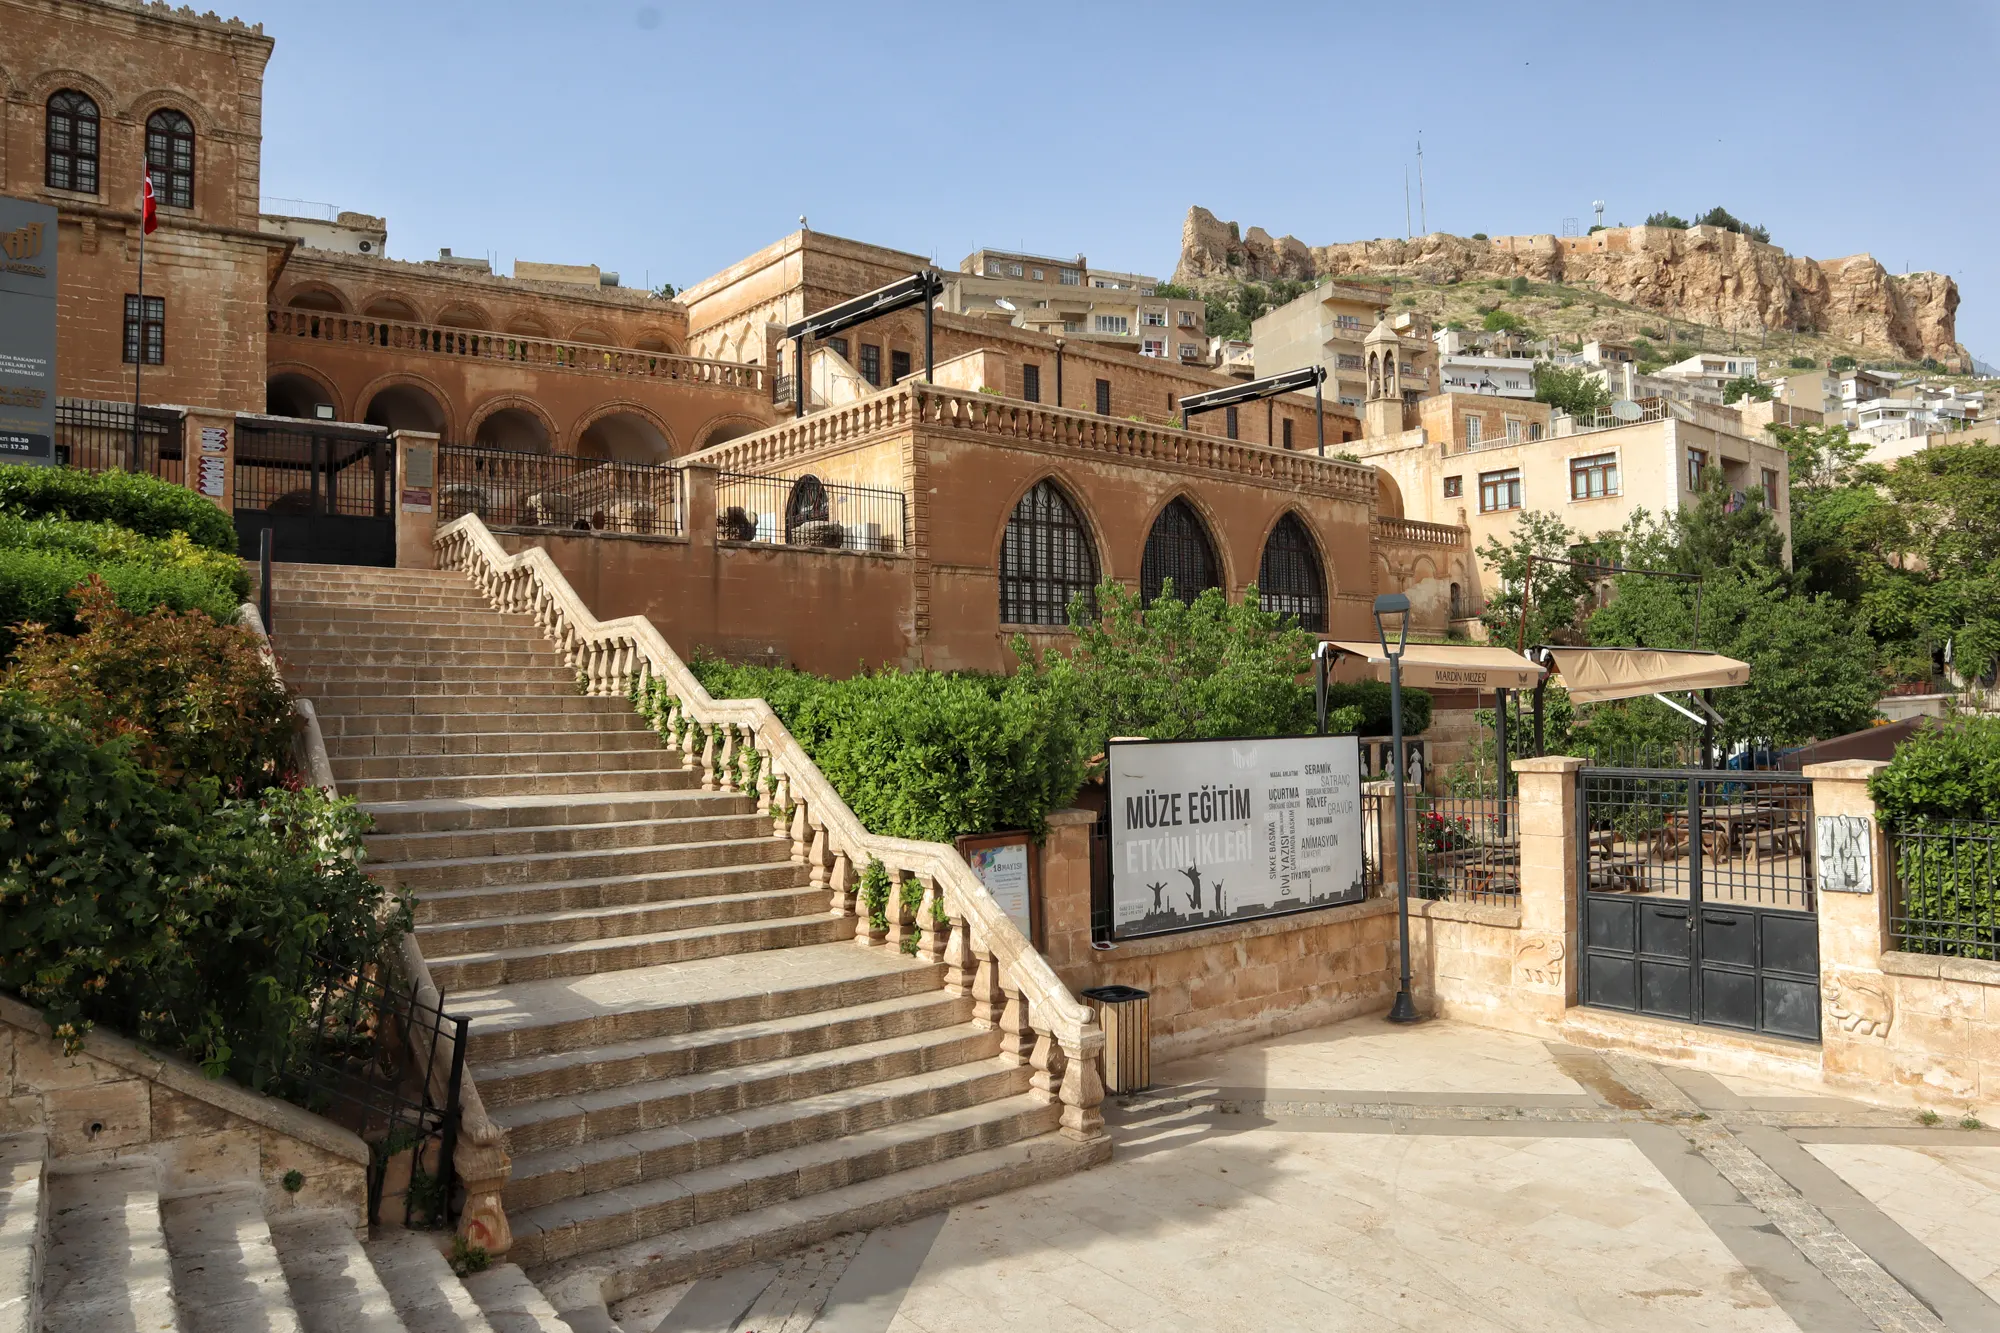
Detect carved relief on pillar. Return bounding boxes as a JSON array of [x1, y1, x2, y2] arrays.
[[1825, 969, 1893, 1037], [1512, 936, 1566, 990]]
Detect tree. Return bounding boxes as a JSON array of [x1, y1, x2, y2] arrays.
[[1787, 355, 1817, 370], [653, 281, 678, 299], [1645, 211, 1690, 230], [1723, 375, 1773, 404], [1872, 442, 2000, 682], [1695, 207, 1771, 243], [1474, 511, 1602, 648], [1830, 355, 1857, 372], [1482, 309, 1530, 334], [1531, 361, 1612, 419]]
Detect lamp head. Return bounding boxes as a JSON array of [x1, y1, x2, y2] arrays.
[[1373, 592, 1412, 656]]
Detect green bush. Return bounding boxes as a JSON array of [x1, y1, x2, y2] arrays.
[[6, 579, 293, 791], [0, 512, 247, 600], [1868, 717, 2000, 960], [0, 464, 236, 553], [1324, 678, 1432, 737], [1869, 716, 2000, 824], [0, 548, 238, 652], [0, 693, 405, 1078]]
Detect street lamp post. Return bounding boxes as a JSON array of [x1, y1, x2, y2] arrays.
[[1375, 592, 1419, 1025]]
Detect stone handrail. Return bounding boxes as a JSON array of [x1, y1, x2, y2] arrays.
[[237, 602, 516, 1254], [433, 514, 1107, 1141], [1372, 515, 1467, 547], [691, 382, 1377, 505], [268, 307, 766, 394]]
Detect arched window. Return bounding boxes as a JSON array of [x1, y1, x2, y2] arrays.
[[46, 91, 100, 194], [145, 110, 195, 209], [1140, 498, 1221, 606], [1000, 479, 1099, 626], [1449, 582, 1463, 619], [1257, 513, 1327, 632], [784, 475, 829, 541]]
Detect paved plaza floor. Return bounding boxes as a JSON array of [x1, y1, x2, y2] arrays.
[[612, 1017, 2000, 1333]]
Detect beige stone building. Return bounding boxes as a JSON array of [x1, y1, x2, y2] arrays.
[[1252, 279, 1434, 411], [941, 249, 1208, 366]]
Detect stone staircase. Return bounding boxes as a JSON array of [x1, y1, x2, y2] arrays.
[[0, 1130, 573, 1333], [268, 563, 1101, 1305]]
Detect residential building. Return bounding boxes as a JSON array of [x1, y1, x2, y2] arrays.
[[1431, 327, 1537, 398], [1251, 279, 1433, 410], [258, 203, 386, 257], [1651, 352, 1761, 398], [940, 249, 1206, 363]]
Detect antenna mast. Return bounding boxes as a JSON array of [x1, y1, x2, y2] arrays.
[[1404, 168, 1412, 240], [1416, 134, 1427, 235]]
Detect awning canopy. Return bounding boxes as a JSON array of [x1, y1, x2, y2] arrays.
[[1543, 646, 1750, 705], [1327, 642, 1546, 691]]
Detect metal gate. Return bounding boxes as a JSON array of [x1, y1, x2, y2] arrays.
[[1579, 767, 1819, 1041], [233, 418, 395, 567]]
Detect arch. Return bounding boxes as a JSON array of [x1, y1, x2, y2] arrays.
[[1257, 511, 1328, 633], [144, 107, 195, 208], [694, 415, 768, 452], [569, 325, 614, 346], [574, 406, 673, 463], [266, 368, 340, 421], [1139, 496, 1223, 606], [632, 329, 680, 353], [1449, 582, 1464, 620], [436, 302, 493, 331], [285, 285, 349, 314], [361, 293, 422, 323], [363, 380, 449, 437], [999, 476, 1101, 627], [1372, 468, 1405, 519], [469, 398, 555, 454], [44, 88, 100, 194], [505, 315, 551, 337], [782, 475, 830, 542]]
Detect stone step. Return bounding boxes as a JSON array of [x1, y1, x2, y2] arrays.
[[363, 1231, 496, 1333], [370, 813, 762, 863], [284, 649, 568, 671], [335, 748, 674, 784], [459, 1264, 577, 1333], [319, 712, 656, 741], [346, 768, 695, 803], [363, 791, 741, 838], [490, 1017, 1000, 1158], [160, 1186, 304, 1333], [417, 884, 829, 956], [410, 862, 801, 929], [459, 944, 943, 1064], [314, 694, 634, 719], [280, 609, 527, 630], [506, 1094, 1059, 1269], [308, 678, 580, 699], [0, 1134, 45, 1333], [330, 729, 663, 761], [274, 590, 495, 610], [535, 1133, 1107, 1306], [373, 834, 790, 892], [290, 665, 579, 688], [503, 1058, 1029, 1215], [38, 1162, 179, 1333], [277, 632, 547, 654], [269, 561, 472, 582], [478, 991, 975, 1112], [266, 1210, 407, 1333], [426, 912, 855, 991]]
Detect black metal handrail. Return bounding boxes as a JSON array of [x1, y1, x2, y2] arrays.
[[437, 445, 682, 537]]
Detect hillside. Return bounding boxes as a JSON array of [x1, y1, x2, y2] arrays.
[[1174, 207, 1967, 369]]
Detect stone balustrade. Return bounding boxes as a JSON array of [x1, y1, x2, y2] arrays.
[[1372, 515, 1468, 547], [268, 308, 766, 393], [433, 514, 1108, 1141]]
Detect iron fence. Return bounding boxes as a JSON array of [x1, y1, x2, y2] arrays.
[[1362, 788, 1387, 891], [1890, 819, 2000, 962], [53, 398, 183, 483], [1412, 793, 1521, 904], [1579, 767, 1814, 911], [242, 957, 468, 1228], [437, 446, 682, 537], [714, 471, 904, 553], [234, 418, 392, 516]]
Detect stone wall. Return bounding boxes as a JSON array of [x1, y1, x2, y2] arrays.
[[0, 995, 369, 1225]]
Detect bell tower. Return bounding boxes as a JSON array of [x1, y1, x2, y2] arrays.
[[1363, 317, 1405, 440]]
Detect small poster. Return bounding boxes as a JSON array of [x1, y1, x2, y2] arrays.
[[956, 832, 1035, 944], [199, 425, 228, 454], [197, 455, 227, 498], [1108, 734, 1365, 940], [401, 487, 434, 513]]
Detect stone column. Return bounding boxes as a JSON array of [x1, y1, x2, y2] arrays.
[[1364, 779, 1405, 894], [1038, 809, 1096, 981], [392, 430, 440, 568], [1805, 760, 1894, 1089], [1511, 756, 1585, 1022], [179, 405, 234, 512]]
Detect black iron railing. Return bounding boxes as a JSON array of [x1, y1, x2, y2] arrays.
[[54, 398, 184, 483], [234, 418, 393, 516], [1413, 793, 1521, 905], [1890, 819, 2000, 962], [437, 445, 682, 537], [714, 471, 904, 553], [1578, 767, 1814, 910], [244, 958, 469, 1228]]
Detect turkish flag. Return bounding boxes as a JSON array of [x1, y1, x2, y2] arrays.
[[140, 164, 158, 235]]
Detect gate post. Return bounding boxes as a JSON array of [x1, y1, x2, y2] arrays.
[[392, 430, 441, 569], [1804, 760, 1893, 1088], [179, 405, 234, 512], [1513, 756, 1586, 1021]]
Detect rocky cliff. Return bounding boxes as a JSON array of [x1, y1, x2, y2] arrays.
[[1174, 206, 1965, 366]]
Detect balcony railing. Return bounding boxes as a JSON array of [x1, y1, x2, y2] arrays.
[[1374, 516, 1466, 547], [436, 445, 682, 537], [268, 309, 765, 393]]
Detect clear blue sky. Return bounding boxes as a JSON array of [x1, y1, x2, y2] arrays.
[[254, 1, 2000, 361]]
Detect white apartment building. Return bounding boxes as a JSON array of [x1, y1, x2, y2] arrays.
[[943, 249, 1206, 363]]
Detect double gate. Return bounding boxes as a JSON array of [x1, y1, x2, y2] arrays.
[[232, 419, 396, 567], [1579, 767, 1820, 1041]]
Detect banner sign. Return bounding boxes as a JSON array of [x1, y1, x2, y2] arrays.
[[1107, 735, 1365, 941], [0, 195, 59, 467], [956, 831, 1036, 944]]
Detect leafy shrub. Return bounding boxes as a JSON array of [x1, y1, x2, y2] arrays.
[[1830, 355, 1857, 372], [1508, 276, 1529, 296], [1788, 356, 1818, 370], [6, 578, 293, 790], [0, 512, 247, 600], [1482, 309, 1529, 334], [0, 693, 405, 1078], [1869, 716, 2000, 824], [0, 463, 235, 553], [0, 548, 238, 652], [1324, 678, 1431, 737], [1723, 375, 1773, 405], [1869, 717, 2000, 960], [1645, 212, 1690, 231]]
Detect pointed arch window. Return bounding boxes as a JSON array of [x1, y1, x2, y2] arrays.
[[46, 90, 100, 194], [1000, 479, 1099, 626], [784, 474, 829, 541], [1258, 513, 1327, 632], [145, 109, 195, 208], [1140, 498, 1221, 606]]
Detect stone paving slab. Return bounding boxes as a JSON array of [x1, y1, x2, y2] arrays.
[[1805, 1145, 2000, 1303]]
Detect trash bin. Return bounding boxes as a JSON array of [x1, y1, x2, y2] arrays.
[[1080, 985, 1150, 1094]]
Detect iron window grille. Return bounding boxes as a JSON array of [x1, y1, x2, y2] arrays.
[[1258, 513, 1326, 631], [1479, 467, 1522, 513], [1282, 418, 1293, 449], [1000, 479, 1099, 626], [1140, 497, 1221, 606], [859, 343, 881, 386], [1225, 406, 1238, 439], [45, 90, 100, 193], [1095, 379, 1112, 415], [145, 109, 195, 208], [713, 470, 903, 552], [123, 295, 165, 364], [891, 349, 912, 383], [1570, 451, 1620, 500], [1022, 364, 1041, 403], [828, 336, 849, 360]]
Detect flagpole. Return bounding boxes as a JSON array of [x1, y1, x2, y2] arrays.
[[133, 168, 145, 462]]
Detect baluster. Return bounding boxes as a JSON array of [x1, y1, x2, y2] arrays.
[[996, 978, 1033, 1066], [807, 820, 829, 893], [969, 943, 1004, 1025], [752, 740, 773, 817], [716, 725, 738, 793], [1028, 1024, 1062, 1105], [885, 869, 917, 952], [788, 799, 810, 865], [698, 723, 717, 792], [678, 711, 700, 776], [855, 860, 888, 949], [770, 769, 791, 838], [943, 917, 976, 995], [1057, 1028, 1107, 1140], [827, 849, 855, 917], [738, 730, 760, 794], [917, 877, 947, 964]]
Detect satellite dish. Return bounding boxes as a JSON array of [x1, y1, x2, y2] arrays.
[[1611, 399, 1644, 421], [995, 297, 1017, 311]]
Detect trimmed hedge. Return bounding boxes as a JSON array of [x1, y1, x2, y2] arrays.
[[0, 547, 237, 651], [1869, 715, 2000, 824], [0, 512, 247, 600], [0, 463, 236, 554]]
